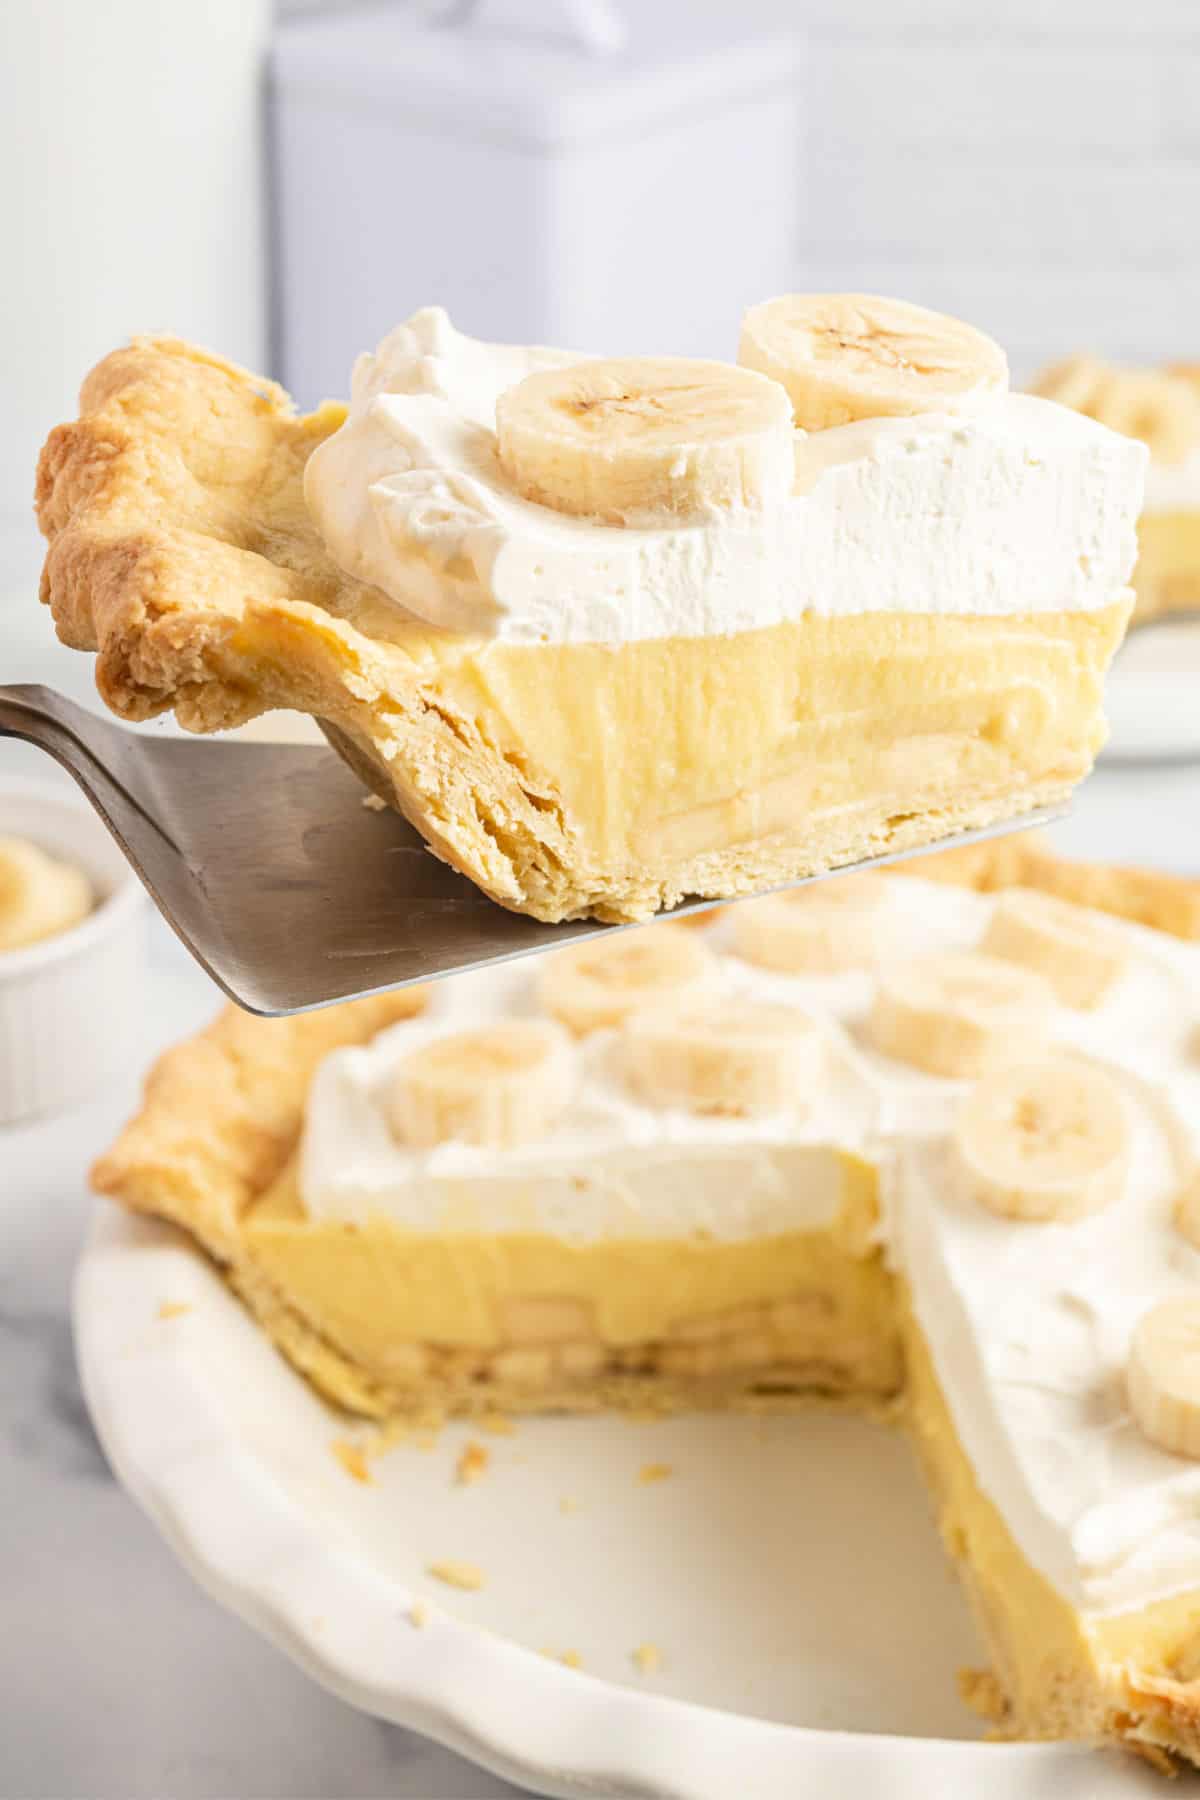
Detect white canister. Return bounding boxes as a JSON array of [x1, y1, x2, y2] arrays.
[[270, 0, 804, 405], [0, 780, 146, 1126]]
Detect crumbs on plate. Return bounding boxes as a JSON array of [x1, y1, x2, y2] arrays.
[[638, 1462, 673, 1484], [331, 1438, 374, 1485], [455, 1441, 490, 1486], [479, 1412, 515, 1436], [427, 1560, 485, 1592]]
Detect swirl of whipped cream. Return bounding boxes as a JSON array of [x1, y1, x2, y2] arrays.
[[304, 308, 1145, 644]]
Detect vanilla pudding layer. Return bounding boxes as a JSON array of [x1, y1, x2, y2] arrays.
[[903, 1295, 1200, 1763], [1134, 511, 1200, 621], [242, 1152, 900, 1413], [230, 598, 1131, 923]]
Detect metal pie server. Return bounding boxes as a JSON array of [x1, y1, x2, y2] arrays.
[[0, 683, 1065, 1016]]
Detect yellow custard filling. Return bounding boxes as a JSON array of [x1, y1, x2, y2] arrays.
[[229, 599, 1131, 920], [242, 1149, 897, 1402], [1135, 511, 1200, 620]]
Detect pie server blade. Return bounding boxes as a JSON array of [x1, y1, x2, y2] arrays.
[[1, 683, 1067, 1016]]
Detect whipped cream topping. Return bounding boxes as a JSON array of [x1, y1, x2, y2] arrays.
[[1144, 445, 1200, 514], [303, 309, 1146, 644], [301, 960, 881, 1243], [301, 877, 1200, 1620]]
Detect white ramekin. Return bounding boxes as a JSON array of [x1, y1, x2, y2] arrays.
[[0, 777, 146, 1126]]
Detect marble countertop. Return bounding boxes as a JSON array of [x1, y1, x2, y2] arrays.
[[3, 578, 1200, 1795]]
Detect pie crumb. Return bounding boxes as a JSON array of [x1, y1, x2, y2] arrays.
[[479, 1412, 515, 1436], [363, 793, 387, 812], [632, 1643, 662, 1675], [541, 1648, 583, 1669], [156, 1301, 191, 1321], [408, 1599, 429, 1628], [958, 1666, 1008, 1723], [331, 1439, 373, 1484], [638, 1462, 673, 1484], [427, 1559, 485, 1592], [455, 1441, 490, 1486]]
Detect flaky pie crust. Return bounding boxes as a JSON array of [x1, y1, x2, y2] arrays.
[[35, 338, 585, 918]]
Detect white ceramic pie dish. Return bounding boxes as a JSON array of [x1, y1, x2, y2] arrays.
[[75, 1203, 1164, 1799], [0, 776, 144, 1124]]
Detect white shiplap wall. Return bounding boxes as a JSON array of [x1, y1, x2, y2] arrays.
[[799, 0, 1200, 378], [275, 0, 1200, 377]]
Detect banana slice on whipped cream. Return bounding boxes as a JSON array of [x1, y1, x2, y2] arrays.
[[622, 994, 824, 1117], [496, 355, 794, 525], [540, 931, 717, 1035], [1128, 1296, 1200, 1460], [0, 836, 93, 953], [868, 951, 1055, 1080], [738, 293, 1009, 432], [387, 1021, 574, 1150], [952, 1059, 1129, 1224]]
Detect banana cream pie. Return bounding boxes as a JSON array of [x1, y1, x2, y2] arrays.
[[1033, 356, 1200, 623], [96, 839, 1200, 1765], [38, 296, 1143, 923]]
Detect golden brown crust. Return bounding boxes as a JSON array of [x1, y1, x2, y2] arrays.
[[35, 338, 581, 915], [93, 988, 427, 1263], [36, 338, 351, 721], [906, 832, 1200, 940]]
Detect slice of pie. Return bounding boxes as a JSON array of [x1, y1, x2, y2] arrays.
[[37, 295, 1142, 923], [95, 837, 1200, 1766], [1032, 355, 1200, 624]]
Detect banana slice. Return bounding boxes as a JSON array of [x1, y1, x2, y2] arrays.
[[387, 1020, 574, 1149], [1174, 1164, 1200, 1252], [1091, 370, 1200, 464], [1029, 354, 1110, 415], [737, 293, 1008, 431], [981, 888, 1129, 1010], [732, 875, 889, 974], [1127, 1296, 1200, 1460], [539, 930, 717, 1035], [952, 1059, 1128, 1223], [0, 836, 93, 953], [495, 356, 793, 525], [868, 951, 1055, 1079], [1032, 357, 1200, 463], [623, 994, 824, 1116]]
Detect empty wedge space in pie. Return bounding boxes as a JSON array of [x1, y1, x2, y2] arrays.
[[94, 839, 1200, 1767], [36, 294, 1145, 923]]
